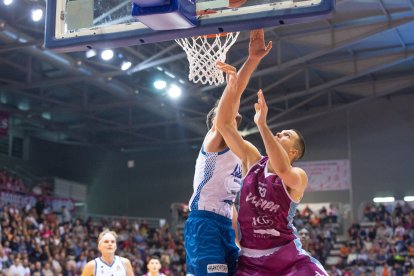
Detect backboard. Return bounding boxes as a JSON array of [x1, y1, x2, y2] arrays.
[[45, 0, 335, 53]]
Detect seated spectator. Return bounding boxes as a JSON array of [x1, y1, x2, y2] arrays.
[[301, 205, 313, 219], [346, 246, 358, 266], [7, 257, 26, 276], [42, 261, 54, 276], [328, 203, 339, 223], [331, 265, 343, 276], [0, 246, 10, 271]]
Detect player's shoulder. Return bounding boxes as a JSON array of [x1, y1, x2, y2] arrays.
[[244, 140, 260, 155], [82, 260, 96, 275], [292, 165, 307, 177], [85, 259, 96, 267], [203, 129, 227, 153], [119, 256, 132, 266]]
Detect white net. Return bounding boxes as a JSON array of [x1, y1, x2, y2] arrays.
[[175, 32, 240, 85]]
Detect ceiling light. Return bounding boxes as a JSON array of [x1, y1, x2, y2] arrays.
[[153, 80, 166, 90], [373, 197, 395, 203], [17, 102, 30, 111], [41, 112, 51, 120], [3, 0, 13, 5], [167, 85, 182, 98], [101, 49, 114, 61], [85, 49, 97, 58], [121, 61, 132, 71], [404, 196, 414, 202], [164, 71, 175, 78], [31, 8, 43, 22]]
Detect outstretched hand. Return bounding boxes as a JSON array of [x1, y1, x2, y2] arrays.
[[249, 29, 272, 60], [254, 89, 268, 127], [216, 61, 238, 91]]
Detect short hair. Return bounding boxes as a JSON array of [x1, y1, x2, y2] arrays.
[[148, 255, 161, 264], [206, 100, 220, 130], [98, 230, 118, 244], [292, 129, 306, 162]]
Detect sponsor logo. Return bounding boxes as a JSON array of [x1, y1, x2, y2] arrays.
[[231, 164, 242, 179], [253, 228, 280, 237], [252, 216, 274, 227], [207, 264, 228, 273], [245, 192, 280, 213]]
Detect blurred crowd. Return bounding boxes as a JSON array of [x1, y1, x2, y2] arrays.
[[2, 167, 414, 275], [0, 201, 186, 275]]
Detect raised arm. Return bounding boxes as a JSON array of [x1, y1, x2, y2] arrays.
[[235, 29, 272, 99], [215, 63, 260, 171], [254, 90, 307, 194], [204, 29, 271, 153]]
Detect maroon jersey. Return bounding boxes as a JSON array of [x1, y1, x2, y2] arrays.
[[238, 156, 299, 250]]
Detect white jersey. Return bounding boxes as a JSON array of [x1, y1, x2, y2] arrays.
[[189, 147, 242, 219], [94, 256, 126, 276]]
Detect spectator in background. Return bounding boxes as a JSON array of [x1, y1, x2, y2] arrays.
[[299, 228, 310, 251], [7, 257, 27, 276], [301, 205, 314, 219], [143, 256, 166, 276], [328, 203, 339, 223], [331, 265, 343, 276], [0, 247, 10, 271], [41, 261, 54, 276], [34, 196, 45, 218], [62, 206, 72, 224]]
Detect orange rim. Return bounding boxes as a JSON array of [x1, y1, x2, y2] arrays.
[[196, 9, 217, 16], [199, 32, 229, 39]]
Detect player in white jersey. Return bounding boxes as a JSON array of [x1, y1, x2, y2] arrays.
[[81, 230, 134, 276], [185, 29, 272, 276]]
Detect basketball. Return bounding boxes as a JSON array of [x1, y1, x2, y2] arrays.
[[229, 0, 247, 8]]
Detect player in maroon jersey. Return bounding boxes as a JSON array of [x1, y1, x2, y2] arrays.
[[215, 62, 328, 275]]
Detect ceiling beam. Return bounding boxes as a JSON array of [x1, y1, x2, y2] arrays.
[[0, 21, 207, 136], [240, 45, 414, 111], [244, 76, 414, 135], [201, 10, 414, 92]]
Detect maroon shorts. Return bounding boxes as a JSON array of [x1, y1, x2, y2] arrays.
[[236, 239, 328, 276]]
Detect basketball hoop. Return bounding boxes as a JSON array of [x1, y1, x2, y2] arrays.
[[175, 31, 240, 85]]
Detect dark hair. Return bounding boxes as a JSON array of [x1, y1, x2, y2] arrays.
[[206, 100, 243, 130], [148, 255, 161, 262], [292, 129, 306, 161], [206, 100, 220, 130]]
